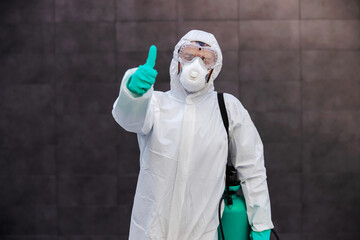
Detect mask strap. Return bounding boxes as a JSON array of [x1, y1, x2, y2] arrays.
[[207, 69, 214, 82]]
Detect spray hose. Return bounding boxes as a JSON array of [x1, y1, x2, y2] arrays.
[[218, 193, 230, 240]]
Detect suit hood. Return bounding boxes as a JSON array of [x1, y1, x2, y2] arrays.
[[169, 30, 223, 102]]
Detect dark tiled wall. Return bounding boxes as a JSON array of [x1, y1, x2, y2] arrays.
[[0, 1, 359, 240]]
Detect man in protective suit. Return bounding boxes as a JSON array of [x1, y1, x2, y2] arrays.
[[112, 30, 274, 240]]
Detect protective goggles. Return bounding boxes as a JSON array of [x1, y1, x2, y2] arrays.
[[178, 43, 218, 70]]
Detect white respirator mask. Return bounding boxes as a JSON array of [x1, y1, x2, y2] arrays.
[[179, 57, 210, 93]]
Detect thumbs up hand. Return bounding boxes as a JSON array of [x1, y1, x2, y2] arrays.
[[126, 45, 158, 96]]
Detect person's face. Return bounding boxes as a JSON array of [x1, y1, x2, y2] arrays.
[[177, 41, 216, 81]]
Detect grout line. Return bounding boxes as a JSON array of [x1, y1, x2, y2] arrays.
[[115, 48, 359, 54], [113, 0, 121, 235], [299, 1, 304, 239], [176, 0, 180, 39], [52, 0, 60, 238], [238, 0, 241, 101], [117, 18, 359, 22], [3, 17, 359, 24]]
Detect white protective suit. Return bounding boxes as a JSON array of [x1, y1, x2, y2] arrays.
[[112, 30, 274, 240]]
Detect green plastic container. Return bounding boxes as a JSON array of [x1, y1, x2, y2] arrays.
[[218, 185, 251, 240]]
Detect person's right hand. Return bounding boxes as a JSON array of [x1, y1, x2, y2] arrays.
[[126, 45, 158, 96]]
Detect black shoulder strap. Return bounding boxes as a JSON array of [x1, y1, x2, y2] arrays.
[[217, 92, 232, 197], [217, 93, 229, 139]]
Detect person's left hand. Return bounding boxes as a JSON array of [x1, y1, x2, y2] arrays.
[[250, 229, 271, 240]]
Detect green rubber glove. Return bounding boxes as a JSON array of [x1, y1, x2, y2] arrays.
[[250, 229, 271, 240], [126, 45, 158, 96]]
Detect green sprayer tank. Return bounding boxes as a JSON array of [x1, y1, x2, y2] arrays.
[[218, 185, 251, 240]]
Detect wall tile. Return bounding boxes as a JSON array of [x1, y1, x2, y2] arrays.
[[302, 202, 359, 232], [241, 81, 301, 111], [117, 132, 140, 175], [179, 0, 237, 20], [154, 82, 171, 93], [302, 111, 360, 142], [0, 206, 35, 234], [239, 20, 299, 50], [239, 0, 299, 20], [116, 0, 176, 21], [118, 175, 138, 204], [215, 80, 240, 97], [35, 206, 58, 234], [271, 203, 302, 233], [116, 22, 176, 52], [303, 140, 360, 173], [214, 51, 240, 96], [301, 0, 360, 19], [303, 172, 358, 203], [250, 112, 302, 142], [0, 145, 55, 175], [1, 84, 55, 115], [2, 238, 57, 240], [215, 51, 238, 82], [264, 141, 302, 173], [118, 204, 132, 235], [0, 23, 54, 54], [0, 176, 56, 206], [303, 78, 360, 110], [58, 176, 117, 206], [271, 233, 302, 240], [0, 54, 54, 84], [303, 232, 360, 240], [56, 23, 114, 53], [239, 50, 300, 82], [178, 21, 238, 50], [301, 20, 360, 49], [117, 51, 173, 84], [58, 206, 120, 235], [3, 238, 59, 240], [0, 206, 57, 234], [57, 83, 118, 114], [119, 235, 130, 240], [0, 0, 54, 23], [268, 172, 301, 203], [57, 114, 122, 147], [0, 114, 55, 147], [57, 145, 118, 175], [301, 50, 360, 81], [56, 0, 115, 22], [58, 237, 118, 240], [56, 53, 116, 84]]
